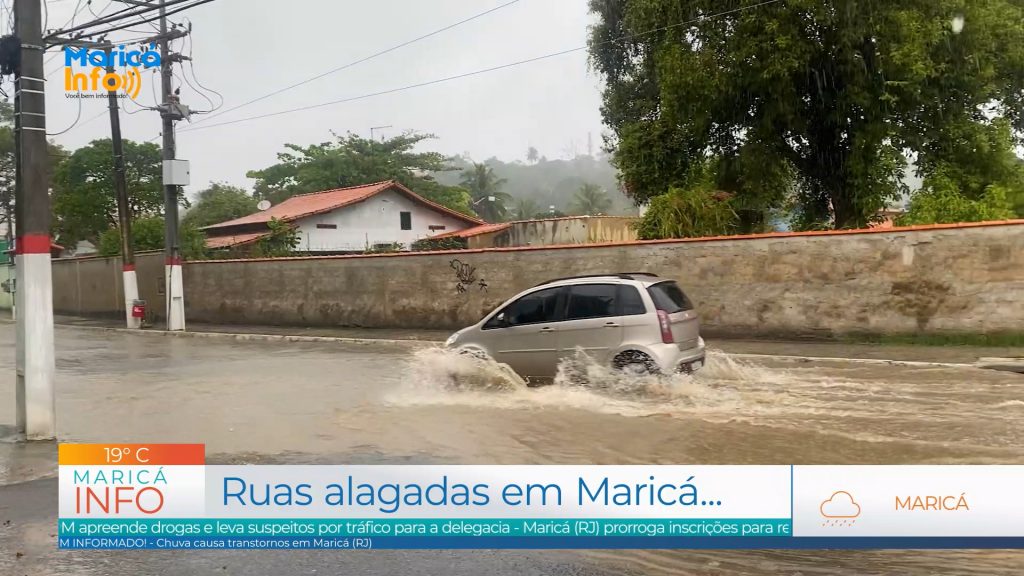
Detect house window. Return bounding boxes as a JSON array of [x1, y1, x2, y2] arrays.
[[429, 225, 446, 231], [400, 211, 412, 230], [316, 223, 337, 230]]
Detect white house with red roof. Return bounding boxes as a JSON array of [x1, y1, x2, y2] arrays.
[[202, 180, 483, 253]]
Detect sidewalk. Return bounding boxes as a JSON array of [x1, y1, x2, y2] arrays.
[[52, 314, 452, 343], [37, 313, 1024, 365]]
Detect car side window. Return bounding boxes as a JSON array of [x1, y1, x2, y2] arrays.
[[486, 287, 564, 328], [565, 284, 618, 320], [618, 285, 647, 316]]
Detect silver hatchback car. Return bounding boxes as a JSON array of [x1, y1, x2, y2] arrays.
[[444, 273, 706, 379]]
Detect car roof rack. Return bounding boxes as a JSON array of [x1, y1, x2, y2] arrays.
[[533, 272, 659, 287]]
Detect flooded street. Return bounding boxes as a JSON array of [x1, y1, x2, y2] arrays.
[[2, 324, 1023, 574]]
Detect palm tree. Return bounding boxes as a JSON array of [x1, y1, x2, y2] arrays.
[[511, 198, 540, 220], [459, 163, 512, 222], [569, 183, 613, 215]]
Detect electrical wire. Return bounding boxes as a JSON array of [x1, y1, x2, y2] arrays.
[[44, 0, 111, 77], [179, 0, 783, 135], [47, 0, 217, 43], [46, 95, 83, 136], [87, 0, 153, 35], [178, 26, 221, 113], [45, 0, 195, 39], [121, 92, 152, 113], [178, 64, 214, 112], [188, 0, 521, 127]]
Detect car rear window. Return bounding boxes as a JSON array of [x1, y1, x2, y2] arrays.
[[647, 281, 693, 313], [617, 285, 646, 316]]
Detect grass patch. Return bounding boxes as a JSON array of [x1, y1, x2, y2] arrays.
[[842, 332, 1024, 348]]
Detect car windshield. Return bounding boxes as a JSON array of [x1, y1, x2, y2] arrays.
[[647, 281, 693, 313]]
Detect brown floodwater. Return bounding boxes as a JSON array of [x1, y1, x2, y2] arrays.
[[1, 326, 1022, 574]]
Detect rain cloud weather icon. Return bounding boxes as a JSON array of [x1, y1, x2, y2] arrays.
[[820, 491, 860, 527]]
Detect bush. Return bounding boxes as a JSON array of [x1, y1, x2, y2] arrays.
[[411, 237, 467, 251], [634, 186, 738, 240], [897, 173, 1015, 226]]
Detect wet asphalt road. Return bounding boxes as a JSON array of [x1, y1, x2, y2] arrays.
[[1, 324, 1023, 575]]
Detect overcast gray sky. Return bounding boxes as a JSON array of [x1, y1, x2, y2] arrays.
[[38, 0, 605, 196]]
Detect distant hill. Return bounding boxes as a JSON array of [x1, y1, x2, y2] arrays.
[[434, 155, 637, 217]]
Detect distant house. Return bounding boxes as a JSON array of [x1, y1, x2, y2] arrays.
[[203, 180, 483, 253], [870, 209, 905, 230], [429, 215, 639, 250]]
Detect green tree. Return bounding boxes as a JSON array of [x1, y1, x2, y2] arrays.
[[897, 171, 1016, 226], [247, 131, 473, 216], [590, 0, 1024, 230], [912, 118, 1024, 217], [510, 198, 540, 220], [433, 154, 633, 217], [97, 217, 208, 260], [459, 163, 512, 222], [52, 139, 181, 245], [0, 102, 66, 242], [634, 162, 738, 239], [182, 183, 258, 229], [253, 218, 300, 258], [569, 183, 613, 215], [0, 103, 15, 241], [526, 146, 539, 164]]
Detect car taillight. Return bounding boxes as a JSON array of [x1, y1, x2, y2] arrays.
[[657, 310, 674, 343]]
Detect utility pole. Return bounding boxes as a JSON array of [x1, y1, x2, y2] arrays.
[[370, 125, 391, 142], [106, 59, 141, 329], [13, 0, 56, 439], [159, 0, 185, 331]]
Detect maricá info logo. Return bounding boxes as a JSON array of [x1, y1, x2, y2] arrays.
[[63, 44, 160, 99]]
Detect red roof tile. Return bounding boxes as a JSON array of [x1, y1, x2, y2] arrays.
[[430, 222, 511, 239], [205, 231, 271, 249], [203, 180, 483, 230]]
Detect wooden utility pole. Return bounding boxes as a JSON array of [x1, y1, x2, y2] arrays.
[[106, 59, 141, 329], [13, 0, 56, 439]]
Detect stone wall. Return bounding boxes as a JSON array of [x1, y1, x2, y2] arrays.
[[51, 252, 165, 319], [50, 221, 1024, 338]]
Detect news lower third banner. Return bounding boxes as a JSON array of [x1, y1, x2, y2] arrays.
[[57, 444, 1024, 550]]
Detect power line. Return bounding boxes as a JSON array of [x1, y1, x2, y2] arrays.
[[71, 0, 215, 40], [44, 0, 113, 77], [46, 93, 83, 136], [88, 0, 155, 35], [177, 25, 221, 113], [179, 0, 783, 135], [48, 108, 107, 137], [188, 0, 522, 127], [44, 0, 195, 40]]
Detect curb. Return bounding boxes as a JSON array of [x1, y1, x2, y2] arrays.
[[52, 323, 440, 348], [722, 352, 975, 369], [1, 318, 992, 368]]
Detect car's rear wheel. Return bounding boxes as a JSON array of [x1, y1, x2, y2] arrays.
[[612, 351, 658, 375]]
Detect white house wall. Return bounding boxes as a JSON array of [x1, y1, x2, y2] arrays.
[[294, 189, 473, 252]]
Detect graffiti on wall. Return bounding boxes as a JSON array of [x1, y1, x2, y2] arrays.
[[450, 259, 488, 294]]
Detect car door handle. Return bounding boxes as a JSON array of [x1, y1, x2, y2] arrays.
[[538, 327, 554, 333], [603, 322, 621, 328]]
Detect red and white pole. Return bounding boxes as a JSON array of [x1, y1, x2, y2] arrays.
[[14, 235, 56, 439], [124, 264, 141, 329], [166, 256, 185, 331], [13, 0, 56, 439]]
